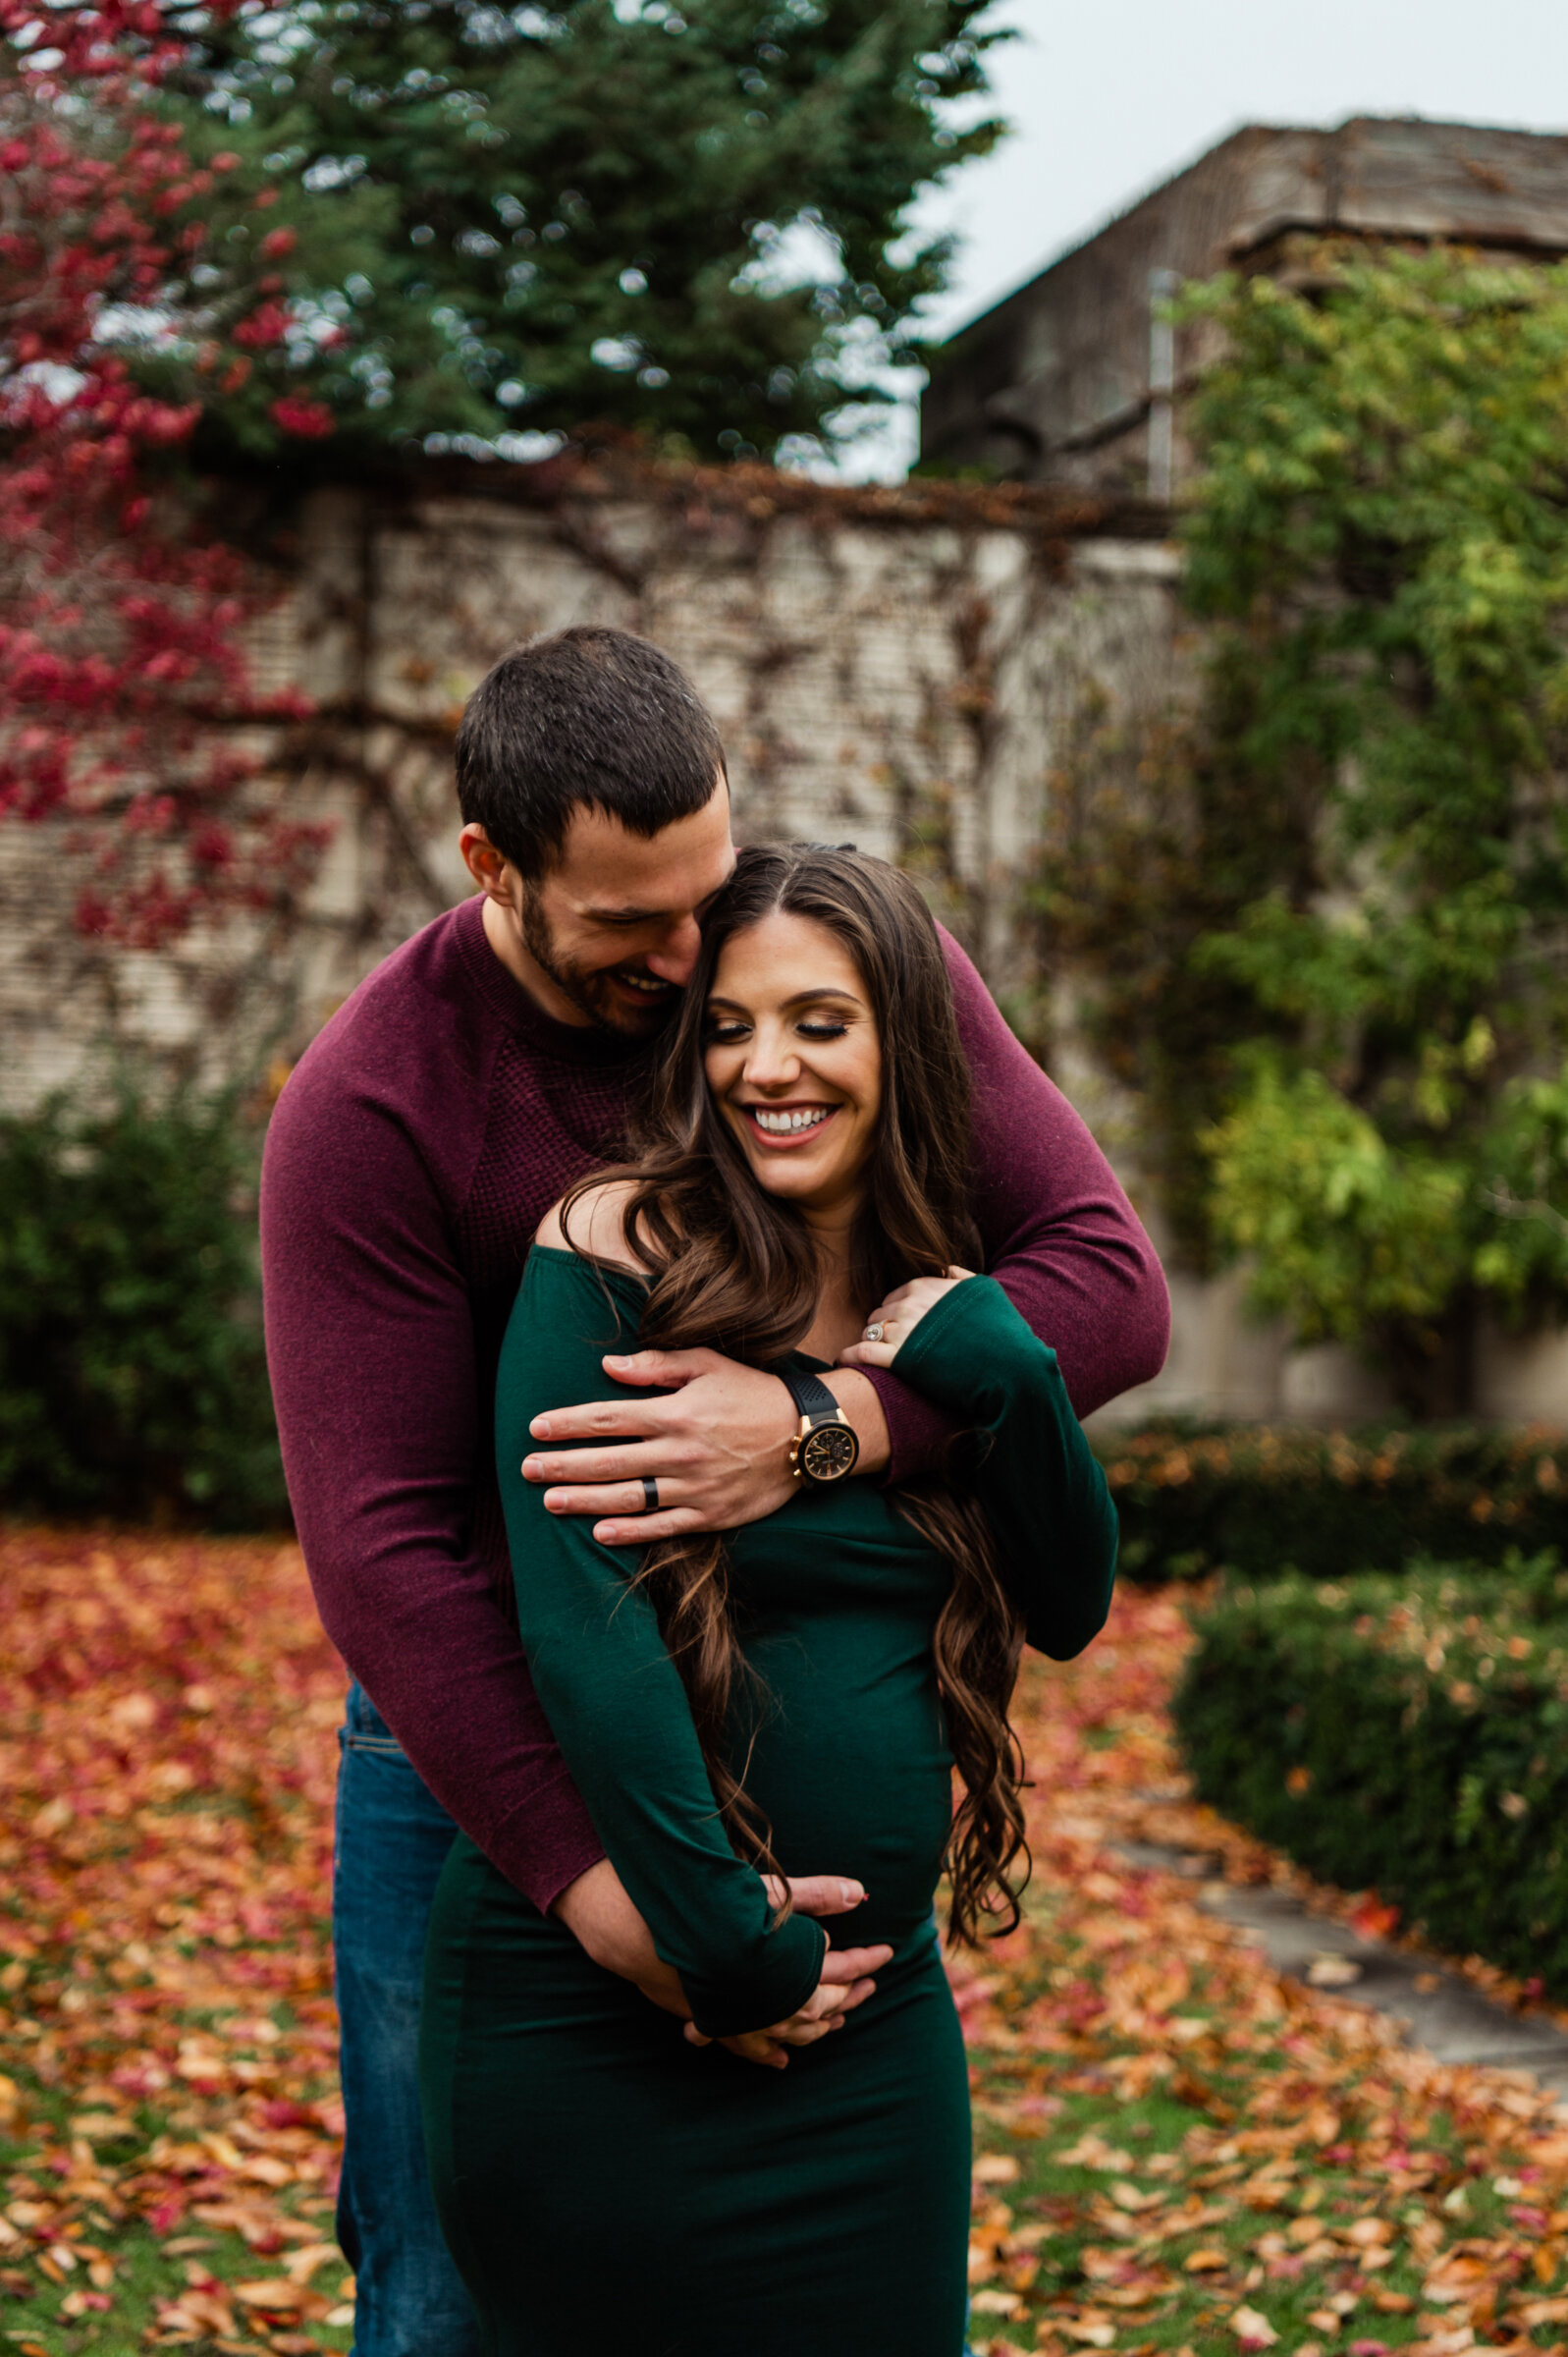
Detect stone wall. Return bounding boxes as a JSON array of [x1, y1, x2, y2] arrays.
[[5, 451, 1562, 1426], [3, 454, 1170, 1103]]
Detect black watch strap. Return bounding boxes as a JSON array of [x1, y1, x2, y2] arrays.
[[781, 1366, 840, 1421]]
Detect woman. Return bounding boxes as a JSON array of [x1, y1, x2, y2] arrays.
[[419, 846, 1118, 2356]]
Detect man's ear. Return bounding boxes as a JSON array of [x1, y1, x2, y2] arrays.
[[460, 822, 512, 900]]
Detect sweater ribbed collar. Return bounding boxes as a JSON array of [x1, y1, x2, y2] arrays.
[[453, 893, 659, 1070]]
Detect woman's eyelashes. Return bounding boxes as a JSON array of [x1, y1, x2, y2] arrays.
[[704, 1014, 852, 1045]]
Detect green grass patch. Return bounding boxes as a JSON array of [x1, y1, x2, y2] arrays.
[[0, 2062, 352, 2354]]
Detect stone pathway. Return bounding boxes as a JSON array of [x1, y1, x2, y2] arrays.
[[1115, 1836, 1568, 2103]]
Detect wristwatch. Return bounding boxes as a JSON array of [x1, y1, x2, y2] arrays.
[[781, 1367, 860, 1488]]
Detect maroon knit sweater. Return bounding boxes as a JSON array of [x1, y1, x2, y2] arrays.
[[260, 895, 1167, 1912]]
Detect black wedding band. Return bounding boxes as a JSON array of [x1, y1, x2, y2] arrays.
[[641, 1476, 660, 1514]]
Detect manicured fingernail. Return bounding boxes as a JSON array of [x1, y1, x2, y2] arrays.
[[530, 1416, 551, 1439], [521, 1457, 541, 1478], [605, 1354, 628, 1369], [840, 1881, 863, 1906]]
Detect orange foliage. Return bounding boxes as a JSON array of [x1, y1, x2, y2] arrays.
[[0, 1532, 345, 2342], [3, 1542, 1567, 2356]]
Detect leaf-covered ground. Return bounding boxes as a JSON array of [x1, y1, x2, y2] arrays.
[[0, 1535, 1565, 2357], [0, 1533, 349, 2354]]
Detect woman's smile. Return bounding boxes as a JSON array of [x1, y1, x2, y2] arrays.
[[741, 1101, 840, 1143]]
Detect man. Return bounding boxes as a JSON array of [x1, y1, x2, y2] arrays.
[[261, 626, 1168, 2356]]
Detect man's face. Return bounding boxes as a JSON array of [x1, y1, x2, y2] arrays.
[[466, 778, 735, 1038]]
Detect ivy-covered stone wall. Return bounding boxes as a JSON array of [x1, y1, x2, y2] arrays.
[[0, 454, 1179, 1105], [9, 450, 1560, 1425]]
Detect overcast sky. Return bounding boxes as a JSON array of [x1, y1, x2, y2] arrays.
[[852, 0, 1568, 473]]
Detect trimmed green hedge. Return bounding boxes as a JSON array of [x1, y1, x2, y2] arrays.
[[1101, 1423, 1568, 1581], [0, 1089, 287, 1527], [1173, 1555, 1568, 1995]]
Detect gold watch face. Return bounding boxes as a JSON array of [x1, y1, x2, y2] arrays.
[[801, 1422, 858, 1482]]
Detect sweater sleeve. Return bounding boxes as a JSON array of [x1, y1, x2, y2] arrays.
[[260, 1056, 604, 1915], [495, 1249, 828, 2038], [889, 1277, 1119, 1662], [861, 928, 1169, 1483]]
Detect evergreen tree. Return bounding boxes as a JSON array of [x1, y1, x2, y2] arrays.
[[165, 0, 1002, 459]]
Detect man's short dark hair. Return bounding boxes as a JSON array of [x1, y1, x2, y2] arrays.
[[456, 627, 727, 876]]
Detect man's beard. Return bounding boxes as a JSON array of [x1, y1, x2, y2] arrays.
[[518, 889, 677, 1038]]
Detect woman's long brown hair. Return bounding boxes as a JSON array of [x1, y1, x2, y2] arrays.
[[562, 845, 1030, 1945]]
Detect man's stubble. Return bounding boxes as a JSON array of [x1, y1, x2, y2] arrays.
[[517, 885, 673, 1041]]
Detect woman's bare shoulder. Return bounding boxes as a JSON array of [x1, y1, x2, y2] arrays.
[[534, 1179, 649, 1273]]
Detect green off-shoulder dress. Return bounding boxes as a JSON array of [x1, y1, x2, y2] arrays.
[[419, 1248, 1118, 2357]]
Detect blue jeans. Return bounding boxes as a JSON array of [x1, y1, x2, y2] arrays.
[[334, 1683, 485, 2357]]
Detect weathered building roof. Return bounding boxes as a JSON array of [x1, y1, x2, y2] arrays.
[[921, 117, 1568, 496]]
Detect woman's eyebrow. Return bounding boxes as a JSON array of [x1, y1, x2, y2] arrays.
[[705, 986, 864, 1014]]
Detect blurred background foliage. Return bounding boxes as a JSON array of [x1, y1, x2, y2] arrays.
[[148, 0, 1006, 463], [1100, 1420, 1568, 1585], [0, 1089, 286, 1527], [1043, 244, 1568, 1413]]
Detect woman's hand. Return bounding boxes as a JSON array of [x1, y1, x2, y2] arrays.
[[558, 1859, 892, 2067], [836, 1267, 977, 1372], [688, 1977, 863, 2072], [682, 1875, 892, 2070], [683, 1948, 892, 2071]]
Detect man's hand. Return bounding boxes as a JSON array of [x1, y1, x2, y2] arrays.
[[551, 1859, 892, 2068], [522, 1348, 890, 1545]]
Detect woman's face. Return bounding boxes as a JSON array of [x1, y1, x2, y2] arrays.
[[703, 910, 883, 1223]]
